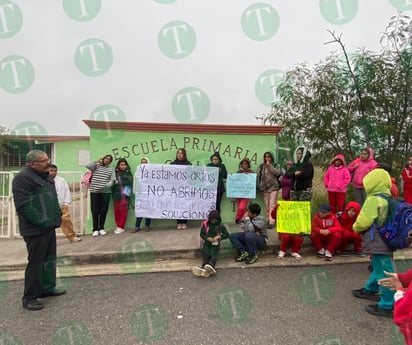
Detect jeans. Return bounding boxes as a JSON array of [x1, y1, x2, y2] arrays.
[[230, 232, 266, 256]]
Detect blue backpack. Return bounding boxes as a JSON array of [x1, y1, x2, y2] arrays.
[[372, 194, 412, 249]]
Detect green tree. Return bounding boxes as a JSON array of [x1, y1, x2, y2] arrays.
[[264, 14, 412, 171]]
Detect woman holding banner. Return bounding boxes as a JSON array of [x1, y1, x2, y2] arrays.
[[207, 152, 227, 214], [170, 148, 192, 230], [234, 158, 254, 224]]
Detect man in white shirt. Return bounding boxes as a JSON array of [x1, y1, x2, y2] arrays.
[[49, 165, 81, 242]]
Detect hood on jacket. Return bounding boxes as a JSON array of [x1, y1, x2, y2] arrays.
[[293, 145, 311, 164], [208, 210, 221, 222], [331, 154, 346, 166], [345, 201, 361, 217], [141, 157, 150, 163], [364, 147, 375, 162], [363, 168, 391, 196]]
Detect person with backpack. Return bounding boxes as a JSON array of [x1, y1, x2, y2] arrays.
[[401, 156, 412, 204], [192, 210, 229, 277], [351, 168, 395, 318], [256, 151, 281, 229]]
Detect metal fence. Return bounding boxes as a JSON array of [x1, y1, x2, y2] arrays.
[[0, 171, 87, 238]]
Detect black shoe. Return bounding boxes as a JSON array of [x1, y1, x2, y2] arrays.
[[245, 255, 259, 264], [22, 299, 44, 311], [40, 288, 67, 298], [352, 288, 380, 301], [366, 304, 393, 318]]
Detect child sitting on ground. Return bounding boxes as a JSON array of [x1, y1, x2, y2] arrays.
[[336, 201, 364, 257], [310, 203, 343, 261], [192, 210, 229, 277], [230, 203, 268, 264]]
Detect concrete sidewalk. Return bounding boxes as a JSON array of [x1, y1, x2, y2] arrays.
[[1, 224, 411, 281]]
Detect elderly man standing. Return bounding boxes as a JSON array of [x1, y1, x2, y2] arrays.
[[12, 150, 66, 311]]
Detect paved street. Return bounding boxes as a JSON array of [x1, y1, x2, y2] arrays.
[[0, 263, 405, 345]]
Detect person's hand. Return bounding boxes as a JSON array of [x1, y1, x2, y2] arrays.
[[214, 235, 221, 241], [320, 229, 330, 236], [378, 271, 403, 290], [207, 237, 214, 243], [295, 171, 301, 176]]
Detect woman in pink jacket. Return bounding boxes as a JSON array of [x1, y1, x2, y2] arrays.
[[348, 148, 377, 205], [324, 154, 351, 214]]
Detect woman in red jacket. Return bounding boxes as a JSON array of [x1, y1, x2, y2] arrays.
[[379, 270, 412, 345]]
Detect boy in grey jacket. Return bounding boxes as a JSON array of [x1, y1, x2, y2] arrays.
[[230, 203, 268, 264]]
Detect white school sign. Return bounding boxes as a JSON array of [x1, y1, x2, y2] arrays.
[[135, 164, 218, 219]]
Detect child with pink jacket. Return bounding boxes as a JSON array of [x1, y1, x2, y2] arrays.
[[324, 154, 351, 214], [348, 148, 377, 205]]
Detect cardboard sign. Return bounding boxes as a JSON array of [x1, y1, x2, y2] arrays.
[[226, 173, 257, 199], [276, 200, 311, 234], [135, 164, 218, 219]]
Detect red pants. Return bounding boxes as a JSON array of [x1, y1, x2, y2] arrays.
[[327, 192, 346, 214], [310, 232, 342, 254], [235, 198, 249, 221], [339, 229, 362, 252], [278, 233, 304, 253], [113, 198, 129, 229]]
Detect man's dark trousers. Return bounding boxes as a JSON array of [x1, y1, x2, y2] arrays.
[[23, 230, 57, 302]]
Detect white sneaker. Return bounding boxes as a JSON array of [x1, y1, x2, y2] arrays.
[[325, 250, 333, 261], [114, 227, 125, 234], [204, 264, 216, 276], [99, 229, 107, 236], [92, 231, 99, 237], [317, 248, 325, 258], [291, 252, 303, 260], [278, 250, 286, 259], [191, 266, 210, 277]]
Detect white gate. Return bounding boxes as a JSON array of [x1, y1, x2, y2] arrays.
[[0, 171, 87, 238]]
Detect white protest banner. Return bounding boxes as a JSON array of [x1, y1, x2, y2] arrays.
[[226, 173, 256, 199], [135, 164, 218, 219]]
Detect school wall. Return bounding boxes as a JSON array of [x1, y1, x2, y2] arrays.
[[86, 121, 282, 232], [53, 138, 90, 183]]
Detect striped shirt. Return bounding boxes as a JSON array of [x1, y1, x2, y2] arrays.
[[88, 163, 115, 193]]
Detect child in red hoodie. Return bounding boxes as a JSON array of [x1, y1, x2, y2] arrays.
[[379, 270, 412, 345], [336, 201, 364, 257], [310, 203, 343, 261]]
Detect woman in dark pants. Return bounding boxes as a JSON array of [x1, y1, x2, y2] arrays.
[[86, 154, 115, 236]]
